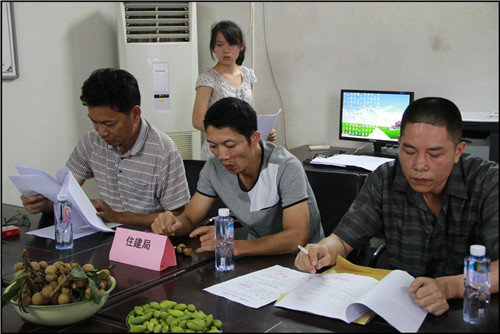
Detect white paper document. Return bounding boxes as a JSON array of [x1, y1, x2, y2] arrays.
[[26, 222, 121, 240], [310, 154, 394, 171], [275, 270, 427, 333], [257, 109, 281, 141], [9, 164, 116, 238], [203, 265, 311, 309]]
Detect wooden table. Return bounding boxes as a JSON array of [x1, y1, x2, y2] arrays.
[[2, 204, 498, 332]]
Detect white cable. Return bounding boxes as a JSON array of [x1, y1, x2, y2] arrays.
[[353, 143, 371, 154], [263, 3, 288, 148]]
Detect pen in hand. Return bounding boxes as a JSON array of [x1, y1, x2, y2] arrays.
[[297, 244, 309, 255]]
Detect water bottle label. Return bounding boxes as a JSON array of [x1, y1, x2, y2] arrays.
[[63, 205, 71, 226], [220, 258, 226, 268]]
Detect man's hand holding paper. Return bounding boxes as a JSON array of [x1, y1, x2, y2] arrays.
[[20, 194, 53, 214]]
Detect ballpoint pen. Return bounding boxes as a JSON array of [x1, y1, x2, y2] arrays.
[[297, 244, 309, 255]]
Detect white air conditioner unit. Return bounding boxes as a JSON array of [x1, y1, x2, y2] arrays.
[[117, 1, 201, 160]]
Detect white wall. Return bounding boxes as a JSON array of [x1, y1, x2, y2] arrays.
[[2, 2, 498, 206], [197, 2, 498, 149], [2, 2, 118, 205]]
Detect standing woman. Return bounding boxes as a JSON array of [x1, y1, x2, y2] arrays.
[[193, 20, 276, 159]]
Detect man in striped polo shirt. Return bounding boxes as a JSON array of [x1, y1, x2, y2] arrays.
[[20, 68, 190, 227], [294, 97, 498, 316]]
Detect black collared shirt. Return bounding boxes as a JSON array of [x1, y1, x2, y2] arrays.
[[334, 154, 498, 278]]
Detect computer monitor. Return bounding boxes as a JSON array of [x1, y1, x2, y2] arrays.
[[339, 89, 414, 156]]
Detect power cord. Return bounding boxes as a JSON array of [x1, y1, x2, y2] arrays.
[[263, 3, 288, 148]]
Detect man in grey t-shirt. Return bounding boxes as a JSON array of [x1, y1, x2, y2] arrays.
[[152, 97, 324, 256]]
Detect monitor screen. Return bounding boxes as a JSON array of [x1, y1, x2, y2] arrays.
[[339, 89, 414, 146]]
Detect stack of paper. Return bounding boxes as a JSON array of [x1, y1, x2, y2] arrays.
[[310, 154, 394, 171], [204, 256, 427, 332], [9, 165, 118, 239]]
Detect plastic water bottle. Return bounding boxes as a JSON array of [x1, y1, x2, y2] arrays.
[[214, 208, 234, 271], [54, 194, 73, 250], [463, 244, 490, 324]]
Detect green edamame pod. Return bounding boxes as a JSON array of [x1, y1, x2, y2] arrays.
[[131, 316, 146, 325], [159, 311, 168, 320], [170, 326, 185, 333], [160, 300, 177, 309], [150, 301, 161, 310], [187, 304, 196, 312], [143, 312, 154, 321], [205, 314, 213, 327], [191, 311, 205, 320], [129, 324, 147, 333], [134, 306, 145, 316], [167, 309, 185, 318], [147, 321, 155, 332], [161, 324, 169, 333], [212, 319, 222, 329], [153, 324, 162, 333], [173, 303, 187, 311], [186, 319, 204, 331], [150, 318, 159, 325]]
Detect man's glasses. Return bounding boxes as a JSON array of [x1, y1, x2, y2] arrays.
[[2, 210, 30, 228]]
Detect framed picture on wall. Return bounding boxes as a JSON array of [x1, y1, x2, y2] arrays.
[[2, 2, 19, 80]]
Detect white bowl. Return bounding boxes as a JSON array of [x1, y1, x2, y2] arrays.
[[6, 276, 116, 326]]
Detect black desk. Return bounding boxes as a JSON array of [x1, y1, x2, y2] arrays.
[[2, 203, 498, 332]]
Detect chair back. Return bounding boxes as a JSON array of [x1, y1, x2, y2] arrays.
[[306, 170, 364, 237], [183, 160, 227, 220]]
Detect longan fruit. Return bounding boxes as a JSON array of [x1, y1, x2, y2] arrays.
[[38, 261, 48, 270], [73, 279, 86, 288], [45, 273, 57, 282], [41, 286, 53, 299], [99, 269, 110, 279], [82, 264, 94, 272], [98, 289, 105, 294], [58, 293, 71, 305], [61, 287, 71, 295], [84, 288, 91, 299], [177, 244, 186, 253], [30, 262, 40, 270], [22, 295, 32, 305], [45, 265, 57, 275], [50, 292, 60, 305], [13, 262, 23, 272], [49, 281, 58, 289], [32, 292, 46, 305]]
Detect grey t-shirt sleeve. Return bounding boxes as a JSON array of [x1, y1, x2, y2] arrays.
[[333, 168, 385, 249], [278, 158, 309, 208], [196, 158, 218, 197]]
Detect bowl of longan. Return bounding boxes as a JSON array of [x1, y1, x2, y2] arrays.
[[3, 251, 116, 327]]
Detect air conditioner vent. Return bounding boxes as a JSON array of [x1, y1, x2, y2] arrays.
[[168, 131, 196, 160], [124, 2, 190, 43]]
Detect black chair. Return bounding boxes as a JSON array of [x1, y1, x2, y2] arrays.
[[305, 170, 364, 237], [183, 159, 228, 221]]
